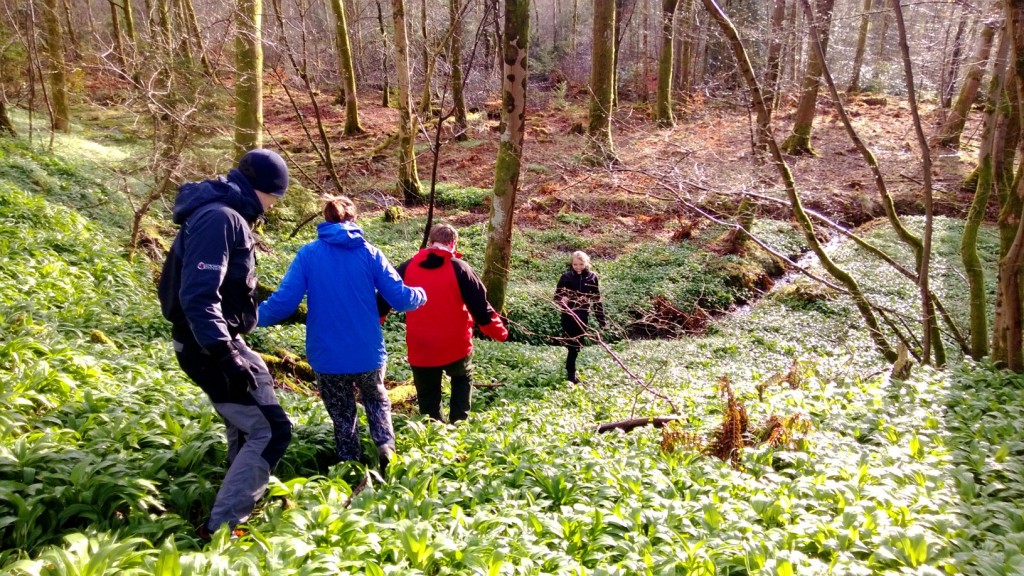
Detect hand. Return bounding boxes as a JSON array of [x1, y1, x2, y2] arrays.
[[209, 341, 257, 395], [480, 314, 509, 342]]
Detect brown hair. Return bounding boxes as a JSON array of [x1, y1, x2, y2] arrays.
[[323, 196, 357, 223], [428, 223, 459, 247]]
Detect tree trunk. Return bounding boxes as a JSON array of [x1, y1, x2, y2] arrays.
[[965, 27, 1010, 361], [41, 0, 70, 132], [449, 0, 467, 140], [233, 0, 263, 157], [940, 7, 970, 109], [391, 0, 424, 203], [611, 0, 630, 108], [109, 0, 128, 69], [375, 0, 391, 107], [122, 0, 138, 47], [784, 0, 798, 92], [763, 0, 786, 109], [993, 2, 1024, 368], [847, 0, 871, 94], [329, 0, 364, 134], [655, 0, 678, 126], [571, 0, 579, 54], [892, 0, 943, 365], [61, 0, 81, 60], [0, 101, 16, 136], [874, 0, 890, 83], [180, 0, 215, 77], [586, 0, 617, 164], [780, 0, 834, 155], [676, 0, 694, 92], [483, 0, 529, 313], [418, 0, 431, 114], [937, 19, 996, 148], [156, 0, 172, 50]]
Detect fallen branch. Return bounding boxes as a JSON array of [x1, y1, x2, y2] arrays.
[[596, 416, 682, 433]]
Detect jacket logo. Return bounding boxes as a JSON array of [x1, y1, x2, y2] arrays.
[[197, 262, 224, 271]]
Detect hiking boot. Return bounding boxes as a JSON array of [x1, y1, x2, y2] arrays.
[[195, 523, 212, 543]]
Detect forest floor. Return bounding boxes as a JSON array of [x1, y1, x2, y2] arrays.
[[265, 85, 983, 238]]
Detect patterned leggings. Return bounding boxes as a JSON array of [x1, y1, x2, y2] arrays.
[[315, 367, 394, 462]]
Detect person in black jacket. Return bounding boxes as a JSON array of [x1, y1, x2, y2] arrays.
[[554, 250, 605, 383], [158, 149, 293, 539]]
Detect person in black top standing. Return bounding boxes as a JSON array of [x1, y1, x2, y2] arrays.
[[554, 251, 605, 383]]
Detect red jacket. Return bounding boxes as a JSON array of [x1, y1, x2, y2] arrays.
[[381, 247, 507, 367]]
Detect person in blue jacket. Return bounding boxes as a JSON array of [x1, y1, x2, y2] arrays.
[[258, 196, 426, 472], [158, 148, 294, 539]]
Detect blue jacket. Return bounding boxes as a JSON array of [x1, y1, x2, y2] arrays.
[[258, 222, 426, 374], [158, 169, 264, 350]]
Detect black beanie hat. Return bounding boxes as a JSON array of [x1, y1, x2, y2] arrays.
[[237, 149, 289, 196]]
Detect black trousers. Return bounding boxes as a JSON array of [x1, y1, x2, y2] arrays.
[[561, 311, 588, 383], [410, 355, 473, 423]]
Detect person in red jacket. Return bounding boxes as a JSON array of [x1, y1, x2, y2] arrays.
[[380, 224, 508, 422]]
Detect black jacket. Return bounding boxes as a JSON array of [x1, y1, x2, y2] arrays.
[[158, 169, 265, 350], [554, 268, 605, 326]]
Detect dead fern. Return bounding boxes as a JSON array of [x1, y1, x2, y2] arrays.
[[707, 375, 749, 467]]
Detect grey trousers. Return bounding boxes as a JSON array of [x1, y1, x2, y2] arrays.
[[175, 338, 292, 530]]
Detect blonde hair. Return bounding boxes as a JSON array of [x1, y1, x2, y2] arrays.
[[323, 196, 357, 223], [571, 250, 591, 268]]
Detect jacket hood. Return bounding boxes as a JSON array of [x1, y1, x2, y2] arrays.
[[317, 221, 366, 247], [418, 247, 455, 270], [172, 169, 264, 224]]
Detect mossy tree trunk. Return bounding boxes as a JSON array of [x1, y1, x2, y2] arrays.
[[449, 0, 468, 140], [993, 1, 1024, 369], [780, 0, 834, 155], [655, 0, 679, 127], [391, 0, 424, 203], [482, 0, 529, 313], [964, 27, 1009, 361], [0, 101, 15, 136], [846, 0, 870, 94], [937, 19, 996, 148], [702, 0, 895, 361], [586, 0, 617, 164], [328, 0, 364, 135], [41, 0, 70, 132], [121, 0, 137, 48], [233, 0, 263, 157]]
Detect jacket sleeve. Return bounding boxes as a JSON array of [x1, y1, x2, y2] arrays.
[[377, 259, 410, 317], [452, 259, 500, 326], [178, 208, 237, 349], [257, 252, 308, 327], [554, 272, 568, 302], [590, 273, 606, 325], [372, 250, 426, 312]]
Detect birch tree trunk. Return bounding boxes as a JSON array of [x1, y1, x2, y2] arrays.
[[482, 0, 529, 312], [937, 19, 996, 147], [41, 0, 70, 132], [780, 0, 834, 155], [329, 0, 364, 134], [392, 0, 424, 203], [233, 0, 263, 157], [847, 0, 871, 94], [586, 0, 617, 164], [655, 0, 679, 126]]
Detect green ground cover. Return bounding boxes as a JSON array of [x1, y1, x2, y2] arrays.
[[0, 130, 1021, 575]]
